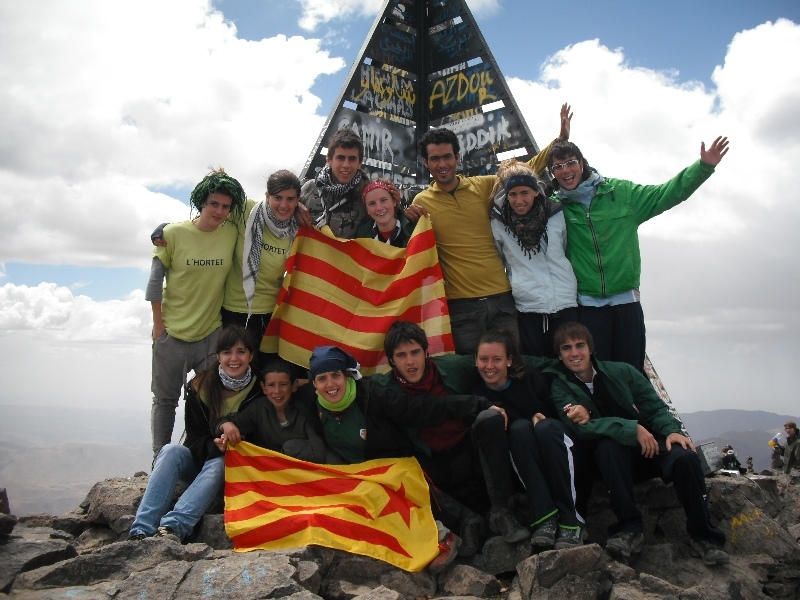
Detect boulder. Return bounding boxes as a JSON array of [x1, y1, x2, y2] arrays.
[[2, 471, 800, 599]]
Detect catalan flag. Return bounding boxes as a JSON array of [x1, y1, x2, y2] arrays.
[[260, 216, 454, 374], [224, 441, 439, 572]]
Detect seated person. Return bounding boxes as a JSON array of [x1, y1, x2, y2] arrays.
[[302, 345, 504, 570], [129, 326, 261, 543], [544, 321, 729, 566], [779, 421, 800, 474], [721, 445, 746, 474], [214, 358, 326, 463], [473, 329, 583, 550], [371, 320, 520, 555], [355, 179, 415, 247]]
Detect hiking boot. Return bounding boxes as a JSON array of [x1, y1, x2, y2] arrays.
[[689, 538, 730, 566], [530, 515, 558, 547], [459, 516, 483, 557], [554, 525, 584, 550], [127, 532, 146, 541], [155, 526, 181, 543], [429, 532, 461, 573], [605, 531, 643, 558], [489, 508, 529, 544]]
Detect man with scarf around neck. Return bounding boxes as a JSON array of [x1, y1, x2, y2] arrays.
[[543, 322, 729, 565], [490, 161, 578, 358], [301, 128, 371, 239], [546, 136, 730, 372], [409, 104, 572, 355], [300, 345, 507, 568]]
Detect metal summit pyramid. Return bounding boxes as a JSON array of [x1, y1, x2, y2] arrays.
[[300, 0, 540, 186]]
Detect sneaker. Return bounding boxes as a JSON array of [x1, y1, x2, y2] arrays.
[[459, 516, 483, 557], [554, 525, 584, 550], [155, 526, 181, 543], [689, 538, 730, 566], [605, 531, 643, 558], [530, 515, 558, 547], [127, 532, 146, 541], [489, 508, 529, 544], [429, 532, 461, 573]]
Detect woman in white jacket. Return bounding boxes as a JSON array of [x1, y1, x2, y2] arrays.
[[490, 161, 578, 357]]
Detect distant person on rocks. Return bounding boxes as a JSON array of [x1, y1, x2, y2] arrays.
[[544, 321, 729, 566], [721, 445, 746, 474], [778, 421, 800, 474], [129, 326, 260, 543], [546, 136, 729, 371], [147, 169, 244, 460]]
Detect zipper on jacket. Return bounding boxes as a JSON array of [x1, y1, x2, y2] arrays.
[[585, 210, 606, 297]]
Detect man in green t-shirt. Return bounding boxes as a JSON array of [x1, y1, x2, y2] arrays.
[[145, 170, 245, 461]]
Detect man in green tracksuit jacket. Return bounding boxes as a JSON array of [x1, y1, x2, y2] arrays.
[[544, 321, 728, 566], [546, 136, 729, 372]]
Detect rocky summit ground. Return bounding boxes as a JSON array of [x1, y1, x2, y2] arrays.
[[1, 468, 800, 599]]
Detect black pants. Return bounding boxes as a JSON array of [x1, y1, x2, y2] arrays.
[[593, 438, 725, 545], [578, 302, 646, 373]]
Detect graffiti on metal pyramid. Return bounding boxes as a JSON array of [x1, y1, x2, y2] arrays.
[[300, 0, 540, 186]]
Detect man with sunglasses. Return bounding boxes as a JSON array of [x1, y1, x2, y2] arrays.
[[545, 136, 729, 372]]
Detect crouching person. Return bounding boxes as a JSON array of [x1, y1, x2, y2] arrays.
[[129, 326, 261, 542], [543, 322, 729, 566]]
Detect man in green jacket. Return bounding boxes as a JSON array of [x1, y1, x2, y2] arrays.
[[544, 321, 728, 566], [546, 136, 729, 372]]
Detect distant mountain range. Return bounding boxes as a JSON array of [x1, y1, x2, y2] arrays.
[[0, 405, 796, 516], [679, 409, 795, 474]]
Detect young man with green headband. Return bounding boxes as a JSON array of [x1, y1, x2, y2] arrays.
[[146, 169, 245, 461]]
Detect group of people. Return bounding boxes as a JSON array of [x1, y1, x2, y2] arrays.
[[135, 103, 733, 568]]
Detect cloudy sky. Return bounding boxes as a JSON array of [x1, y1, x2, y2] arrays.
[[1, 0, 798, 427]]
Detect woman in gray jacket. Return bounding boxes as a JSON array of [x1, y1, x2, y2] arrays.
[[490, 161, 578, 357]]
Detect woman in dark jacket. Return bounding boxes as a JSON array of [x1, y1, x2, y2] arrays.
[[128, 325, 261, 542]]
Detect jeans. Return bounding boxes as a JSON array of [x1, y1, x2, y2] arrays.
[[447, 292, 518, 355], [130, 444, 225, 540]]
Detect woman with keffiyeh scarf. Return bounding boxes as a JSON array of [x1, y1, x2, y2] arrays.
[[489, 161, 578, 357], [219, 170, 301, 352]]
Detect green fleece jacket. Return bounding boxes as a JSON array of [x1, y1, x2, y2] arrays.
[[560, 160, 715, 298], [544, 359, 683, 446]]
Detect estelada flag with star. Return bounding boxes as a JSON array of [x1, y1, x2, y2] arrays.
[[260, 216, 454, 375], [224, 441, 439, 572]]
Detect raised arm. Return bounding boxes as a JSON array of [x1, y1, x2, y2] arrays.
[[699, 136, 729, 166]]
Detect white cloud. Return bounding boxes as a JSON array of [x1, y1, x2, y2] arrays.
[[1, 2, 798, 417], [0, 283, 151, 341], [0, 0, 344, 269], [294, 0, 500, 31]]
